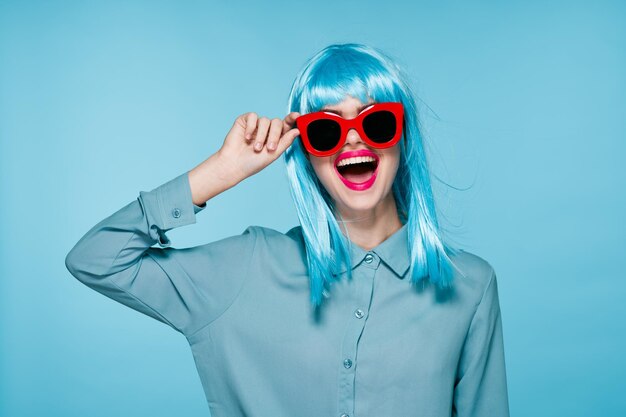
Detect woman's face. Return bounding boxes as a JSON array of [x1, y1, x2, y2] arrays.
[[307, 95, 401, 222]]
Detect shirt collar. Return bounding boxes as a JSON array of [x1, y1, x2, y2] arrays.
[[332, 223, 410, 279]]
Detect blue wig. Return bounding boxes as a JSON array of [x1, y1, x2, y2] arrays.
[[283, 43, 460, 307]]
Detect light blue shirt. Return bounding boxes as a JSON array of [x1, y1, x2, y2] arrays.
[[65, 171, 510, 417]]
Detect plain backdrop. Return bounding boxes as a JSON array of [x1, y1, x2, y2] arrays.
[[1, 1, 624, 416]]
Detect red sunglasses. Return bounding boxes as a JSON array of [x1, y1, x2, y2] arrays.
[[295, 102, 404, 157]]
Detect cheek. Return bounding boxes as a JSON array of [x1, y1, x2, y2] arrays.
[[309, 159, 320, 176], [384, 150, 401, 172], [378, 154, 401, 185], [309, 158, 334, 182], [317, 165, 336, 185]]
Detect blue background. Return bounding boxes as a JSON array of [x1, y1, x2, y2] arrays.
[[1, 1, 624, 416]]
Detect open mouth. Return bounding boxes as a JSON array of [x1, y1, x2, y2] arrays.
[[335, 158, 379, 185]]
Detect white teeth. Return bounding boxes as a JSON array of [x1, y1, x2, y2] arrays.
[[336, 156, 376, 167]]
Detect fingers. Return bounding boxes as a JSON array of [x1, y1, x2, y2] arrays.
[[240, 111, 301, 154], [274, 126, 300, 155], [266, 118, 283, 151], [282, 111, 301, 134], [268, 111, 301, 153], [244, 113, 258, 140], [253, 117, 271, 151]]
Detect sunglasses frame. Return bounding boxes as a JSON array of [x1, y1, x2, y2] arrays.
[[295, 102, 405, 157]]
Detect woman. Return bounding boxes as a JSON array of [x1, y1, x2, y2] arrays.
[[66, 43, 510, 417]]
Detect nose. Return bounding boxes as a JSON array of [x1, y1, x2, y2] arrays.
[[344, 128, 364, 147]]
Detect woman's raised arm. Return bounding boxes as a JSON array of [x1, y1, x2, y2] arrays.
[[64, 111, 300, 336], [64, 169, 259, 336]]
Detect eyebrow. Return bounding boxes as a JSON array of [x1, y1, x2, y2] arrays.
[[320, 103, 375, 115]]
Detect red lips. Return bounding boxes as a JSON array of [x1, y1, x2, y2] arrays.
[[333, 149, 380, 191]]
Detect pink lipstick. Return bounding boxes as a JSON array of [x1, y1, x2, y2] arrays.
[[334, 149, 379, 191]]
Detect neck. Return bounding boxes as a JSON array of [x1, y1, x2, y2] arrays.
[[334, 194, 404, 251]]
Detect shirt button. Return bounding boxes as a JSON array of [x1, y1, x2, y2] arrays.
[[172, 208, 181, 218], [343, 358, 352, 368], [364, 253, 374, 263], [354, 309, 364, 319], [340, 414, 350, 417]]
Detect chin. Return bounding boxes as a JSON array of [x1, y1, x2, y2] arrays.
[[333, 187, 388, 213]]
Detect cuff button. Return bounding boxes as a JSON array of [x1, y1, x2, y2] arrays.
[[172, 208, 181, 218]]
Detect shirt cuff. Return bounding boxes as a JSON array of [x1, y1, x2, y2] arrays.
[[138, 171, 206, 246], [193, 203, 206, 213]]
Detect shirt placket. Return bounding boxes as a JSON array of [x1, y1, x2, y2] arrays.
[[337, 251, 380, 417]]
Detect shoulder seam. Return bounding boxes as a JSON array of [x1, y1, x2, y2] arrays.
[[456, 265, 496, 356], [107, 266, 183, 334], [186, 226, 260, 338], [478, 265, 496, 308]]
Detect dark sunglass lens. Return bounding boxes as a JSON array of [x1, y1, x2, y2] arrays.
[[307, 119, 341, 151], [362, 110, 397, 143]]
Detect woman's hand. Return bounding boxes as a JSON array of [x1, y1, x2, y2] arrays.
[[215, 111, 301, 184], [188, 111, 301, 206]]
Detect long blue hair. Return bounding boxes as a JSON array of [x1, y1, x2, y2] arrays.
[[283, 43, 460, 307]]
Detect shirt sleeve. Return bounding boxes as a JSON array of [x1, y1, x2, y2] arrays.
[[452, 269, 510, 417], [64, 171, 258, 337]]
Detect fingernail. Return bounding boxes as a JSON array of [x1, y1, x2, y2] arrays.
[[246, 134, 251, 140], [268, 142, 276, 150], [254, 142, 262, 150]]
